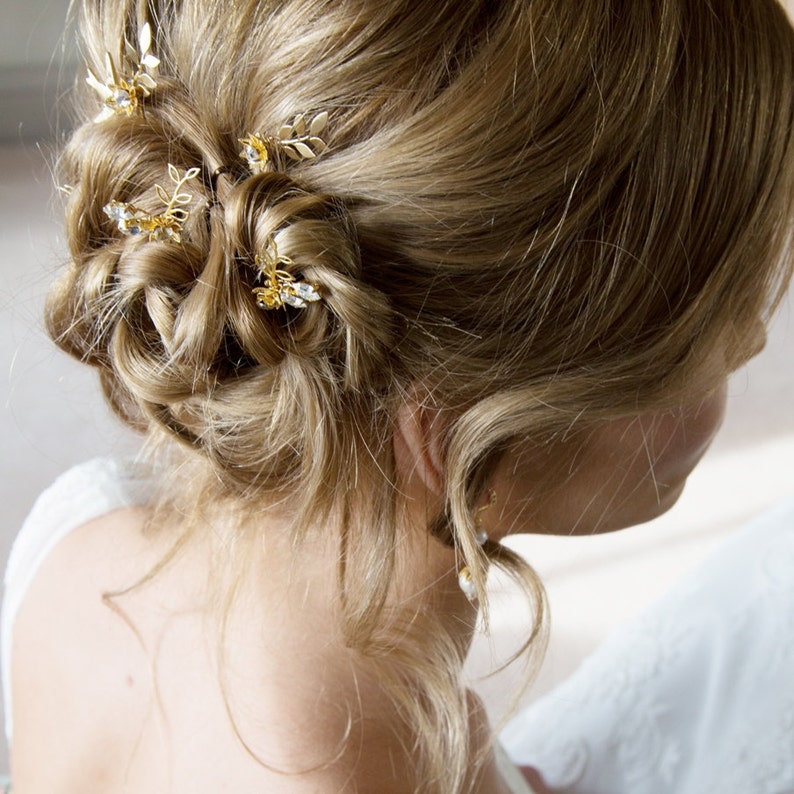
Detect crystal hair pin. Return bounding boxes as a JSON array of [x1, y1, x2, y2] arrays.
[[253, 235, 321, 310], [86, 22, 160, 122], [239, 112, 329, 173], [103, 164, 200, 243]]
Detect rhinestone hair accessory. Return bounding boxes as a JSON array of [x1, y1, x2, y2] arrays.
[[103, 164, 200, 243], [240, 112, 329, 173], [86, 22, 160, 122], [253, 235, 321, 310]]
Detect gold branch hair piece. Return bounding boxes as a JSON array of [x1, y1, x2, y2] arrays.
[[103, 164, 200, 243], [239, 112, 329, 173], [253, 235, 322, 309], [86, 22, 160, 122]]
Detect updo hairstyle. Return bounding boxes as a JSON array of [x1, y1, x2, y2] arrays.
[[47, 0, 794, 790]]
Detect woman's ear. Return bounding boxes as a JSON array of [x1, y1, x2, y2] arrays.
[[394, 397, 449, 497]]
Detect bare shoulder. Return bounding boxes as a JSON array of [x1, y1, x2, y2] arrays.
[[9, 506, 158, 792]]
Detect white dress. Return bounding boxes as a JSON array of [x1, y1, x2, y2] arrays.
[[500, 494, 794, 794], [1, 458, 536, 794]]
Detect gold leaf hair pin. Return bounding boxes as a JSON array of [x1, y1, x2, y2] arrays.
[[239, 111, 329, 173], [104, 164, 200, 243], [253, 235, 322, 309], [86, 22, 160, 122]]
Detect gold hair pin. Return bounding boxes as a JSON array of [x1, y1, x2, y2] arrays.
[[86, 22, 160, 122], [253, 235, 321, 309], [103, 164, 200, 243], [239, 112, 329, 173]]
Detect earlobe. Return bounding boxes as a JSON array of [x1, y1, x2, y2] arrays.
[[394, 399, 448, 496]]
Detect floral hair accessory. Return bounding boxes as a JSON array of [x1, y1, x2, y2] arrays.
[[103, 164, 200, 243], [86, 22, 160, 122], [253, 235, 322, 309], [239, 111, 329, 173]]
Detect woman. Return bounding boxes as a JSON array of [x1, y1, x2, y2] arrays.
[[4, 0, 794, 792]]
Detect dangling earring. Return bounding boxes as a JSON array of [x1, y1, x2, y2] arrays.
[[458, 489, 497, 601], [474, 488, 496, 545]]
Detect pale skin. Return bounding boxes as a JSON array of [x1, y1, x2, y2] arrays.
[[10, 372, 729, 793]]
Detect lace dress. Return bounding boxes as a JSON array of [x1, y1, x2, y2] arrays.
[[1, 458, 536, 794], [501, 494, 794, 794]]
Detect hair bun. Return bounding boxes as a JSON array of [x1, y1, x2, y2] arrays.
[[47, 158, 395, 455], [222, 171, 394, 389]]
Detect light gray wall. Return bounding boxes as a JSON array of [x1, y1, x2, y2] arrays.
[[0, 0, 77, 142]]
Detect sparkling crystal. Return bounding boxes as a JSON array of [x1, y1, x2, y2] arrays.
[[244, 144, 259, 162], [113, 88, 132, 108], [294, 282, 320, 302], [282, 290, 307, 308], [103, 202, 133, 221]]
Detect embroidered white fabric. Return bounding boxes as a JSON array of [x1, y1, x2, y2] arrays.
[[0, 458, 537, 793], [500, 494, 794, 794]]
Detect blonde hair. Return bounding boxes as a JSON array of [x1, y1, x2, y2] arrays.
[[48, 0, 794, 790]]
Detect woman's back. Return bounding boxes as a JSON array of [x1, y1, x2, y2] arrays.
[[7, 463, 527, 793]]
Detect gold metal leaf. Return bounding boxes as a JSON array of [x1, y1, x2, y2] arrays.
[[310, 111, 328, 136], [139, 22, 152, 56], [293, 141, 316, 159], [124, 39, 138, 66]]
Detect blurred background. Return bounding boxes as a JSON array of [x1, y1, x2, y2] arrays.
[[1, 0, 76, 144], [1, 0, 793, 779]]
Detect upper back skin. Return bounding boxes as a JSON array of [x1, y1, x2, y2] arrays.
[[8, 506, 522, 794]]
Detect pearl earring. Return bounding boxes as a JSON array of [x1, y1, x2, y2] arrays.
[[458, 489, 497, 602]]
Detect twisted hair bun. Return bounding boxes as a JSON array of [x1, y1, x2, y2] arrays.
[[49, 125, 394, 493], [222, 171, 393, 382]]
